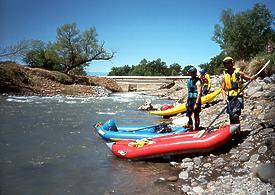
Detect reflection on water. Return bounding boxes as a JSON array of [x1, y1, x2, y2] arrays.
[[0, 93, 179, 194]]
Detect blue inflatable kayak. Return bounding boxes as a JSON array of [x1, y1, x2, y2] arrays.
[[94, 119, 188, 141]]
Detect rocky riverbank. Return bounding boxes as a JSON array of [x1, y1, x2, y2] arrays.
[[151, 76, 275, 194], [0, 62, 122, 97]]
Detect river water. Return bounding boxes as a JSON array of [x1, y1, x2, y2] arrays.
[[0, 93, 179, 195]]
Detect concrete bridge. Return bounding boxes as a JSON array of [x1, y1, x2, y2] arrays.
[[105, 76, 190, 91]]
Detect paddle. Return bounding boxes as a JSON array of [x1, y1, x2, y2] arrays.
[[205, 60, 271, 133]]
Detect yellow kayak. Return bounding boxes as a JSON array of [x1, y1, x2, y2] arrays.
[[149, 88, 221, 117]]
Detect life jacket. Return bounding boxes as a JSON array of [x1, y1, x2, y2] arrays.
[[187, 77, 201, 98], [223, 68, 243, 96], [200, 75, 208, 85]]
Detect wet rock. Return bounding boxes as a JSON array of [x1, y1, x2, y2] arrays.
[[155, 177, 166, 184], [166, 176, 178, 182], [255, 163, 275, 183]]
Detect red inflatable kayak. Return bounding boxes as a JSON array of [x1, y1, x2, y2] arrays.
[[106, 124, 239, 160]]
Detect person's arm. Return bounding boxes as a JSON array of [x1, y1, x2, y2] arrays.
[[221, 77, 227, 104], [240, 71, 255, 81], [194, 80, 202, 109]]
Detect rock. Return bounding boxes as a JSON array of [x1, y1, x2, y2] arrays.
[[239, 153, 250, 162], [155, 177, 166, 184], [193, 186, 205, 194], [181, 185, 190, 193], [179, 171, 189, 180], [255, 163, 275, 183], [263, 77, 272, 84], [203, 163, 211, 168], [166, 176, 178, 182], [193, 157, 202, 166], [169, 161, 178, 167], [182, 157, 192, 163], [258, 146, 268, 154], [213, 157, 225, 168], [180, 161, 194, 172], [251, 91, 264, 98], [250, 154, 260, 162], [246, 86, 263, 96]]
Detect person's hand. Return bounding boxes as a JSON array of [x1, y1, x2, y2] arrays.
[[251, 76, 256, 81], [194, 103, 198, 110]]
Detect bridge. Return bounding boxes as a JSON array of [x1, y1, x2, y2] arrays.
[[104, 76, 191, 91]]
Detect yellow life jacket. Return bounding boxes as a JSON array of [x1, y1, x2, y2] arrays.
[[224, 68, 243, 96], [205, 73, 211, 90]]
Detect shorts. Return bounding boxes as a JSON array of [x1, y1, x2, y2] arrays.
[[227, 96, 244, 116], [186, 98, 201, 116]]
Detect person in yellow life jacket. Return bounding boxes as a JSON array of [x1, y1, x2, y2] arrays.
[[186, 67, 202, 131], [200, 69, 211, 96], [221, 57, 254, 125]]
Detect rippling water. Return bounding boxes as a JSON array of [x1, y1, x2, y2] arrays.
[[0, 93, 178, 194]]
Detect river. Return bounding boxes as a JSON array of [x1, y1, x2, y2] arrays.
[[0, 92, 179, 195]]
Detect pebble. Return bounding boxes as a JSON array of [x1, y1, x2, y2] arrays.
[[179, 171, 189, 180], [250, 154, 260, 162], [239, 153, 250, 162], [258, 146, 268, 154]]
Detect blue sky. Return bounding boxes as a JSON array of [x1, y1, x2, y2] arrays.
[[1, 0, 274, 74]]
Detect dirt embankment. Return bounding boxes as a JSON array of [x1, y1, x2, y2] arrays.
[[0, 62, 122, 96]]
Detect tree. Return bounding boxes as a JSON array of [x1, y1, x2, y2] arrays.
[[181, 65, 194, 76], [24, 40, 61, 71], [0, 40, 30, 60], [169, 63, 182, 76], [213, 3, 274, 60], [108, 65, 132, 76], [53, 23, 114, 74]]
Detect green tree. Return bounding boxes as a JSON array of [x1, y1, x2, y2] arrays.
[[108, 65, 132, 76], [53, 23, 114, 74], [181, 65, 194, 76], [24, 40, 61, 71], [213, 3, 274, 60], [169, 63, 182, 76]]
